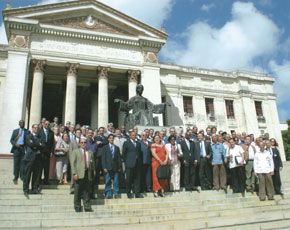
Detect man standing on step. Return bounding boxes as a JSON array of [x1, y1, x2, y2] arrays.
[[23, 124, 44, 195], [10, 120, 30, 184], [254, 142, 275, 201], [122, 131, 143, 198], [38, 120, 54, 185], [71, 137, 95, 212], [102, 134, 122, 199]]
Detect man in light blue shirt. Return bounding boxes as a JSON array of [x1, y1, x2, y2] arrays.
[[211, 134, 227, 193]]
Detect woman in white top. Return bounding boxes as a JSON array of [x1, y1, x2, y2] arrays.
[[55, 133, 69, 184], [165, 135, 183, 191]]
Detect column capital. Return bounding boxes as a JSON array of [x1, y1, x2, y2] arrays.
[[66, 63, 79, 76], [127, 70, 140, 83], [32, 59, 47, 73], [97, 66, 110, 80]]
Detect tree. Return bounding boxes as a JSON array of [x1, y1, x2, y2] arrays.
[[282, 119, 290, 161]]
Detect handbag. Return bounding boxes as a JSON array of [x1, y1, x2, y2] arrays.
[[157, 165, 170, 179], [54, 141, 66, 157]]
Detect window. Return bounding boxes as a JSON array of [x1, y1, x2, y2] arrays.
[[205, 98, 214, 115], [225, 100, 235, 119], [183, 96, 193, 115], [255, 101, 263, 116]]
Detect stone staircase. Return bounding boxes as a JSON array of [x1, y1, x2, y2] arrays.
[[1, 158, 290, 230]]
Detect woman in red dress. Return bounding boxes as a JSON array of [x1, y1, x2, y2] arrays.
[[151, 135, 169, 197]]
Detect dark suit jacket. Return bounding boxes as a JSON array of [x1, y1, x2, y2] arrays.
[[24, 133, 44, 162], [102, 144, 122, 172], [95, 135, 108, 157], [140, 140, 151, 164], [10, 128, 30, 153], [195, 141, 213, 163], [272, 148, 283, 171], [38, 128, 54, 155], [122, 139, 143, 168], [180, 139, 197, 163]]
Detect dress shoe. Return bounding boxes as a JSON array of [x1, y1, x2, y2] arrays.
[[31, 190, 41, 194], [105, 196, 112, 199], [114, 195, 119, 199], [146, 189, 152, 193], [13, 178, 18, 185], [259, 198, 266, 201], [24, 191, 28, 196], [241, 192, 245, 197], [75, 207, 82, 212], [127, 193, 132, 199], [84, 208, 93, 212], [192, 187, 200, 193], [223, 188, 228, 194], [135, 194, 144, 198], [268, 197, 275, 201]]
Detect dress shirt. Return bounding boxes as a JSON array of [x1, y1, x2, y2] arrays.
[[86, 138, 97, 155], [130, 139, 136, 147], [227, 145, 244, 169], [254, 149, 274, 173], [16, 128, 25, 145], [109, 143, 115, 156], [211, 142, 226, 164], [81, 148, 89, 168], [199, 141, 206, 157], [248, 144, 256, 160], [43, 128, 49, 142]]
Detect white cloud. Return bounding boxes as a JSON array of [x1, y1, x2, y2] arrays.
[[38, 0, 174, 28], [201, 3, 215, 12], [269, 60, 290, 121], [0, 23, 8, 45], [161, 1, 280, 71]]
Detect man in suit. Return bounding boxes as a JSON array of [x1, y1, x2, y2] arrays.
[[196, 133, 213, 190], [70, 137, 95, 212], [23, 124, 44, 195], [10, 120, 30, 184], [94, 127, 108, 187], [38, 120, 54, 184], [122, 131, 143, 198], [180, 131, 199, 191], [68, 128, 81, 194], [140, 131, 152, 192], [102, 134, 122, 199]]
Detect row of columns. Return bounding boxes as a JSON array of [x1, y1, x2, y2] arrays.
[[28, 59, 141, 128]]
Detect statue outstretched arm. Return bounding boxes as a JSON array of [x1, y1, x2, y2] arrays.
[[114, 98, 131, 112]]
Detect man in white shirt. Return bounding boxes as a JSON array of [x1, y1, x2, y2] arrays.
[[243, 136, 256, 193], [227, 138, 245, 196], [254, 142, 275, 201]]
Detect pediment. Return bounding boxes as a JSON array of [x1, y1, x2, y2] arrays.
[[3, 0, 168, 42], [41, 15, 136, 37]]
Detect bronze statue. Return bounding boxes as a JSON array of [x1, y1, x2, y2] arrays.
[[114, 84, 169, 129]]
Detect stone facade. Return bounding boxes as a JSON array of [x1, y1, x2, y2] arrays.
[[0, 0, 285, 160]]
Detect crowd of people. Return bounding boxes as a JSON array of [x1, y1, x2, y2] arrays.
[[10, 116, 284, 212]]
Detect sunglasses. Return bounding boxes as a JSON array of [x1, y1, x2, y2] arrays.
[[80, 142, 87, 144]]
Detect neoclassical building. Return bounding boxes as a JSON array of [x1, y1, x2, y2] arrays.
[[0, 0, 285, 160]]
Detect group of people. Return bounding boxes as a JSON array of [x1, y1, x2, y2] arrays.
[[10, 117, 283, 212]]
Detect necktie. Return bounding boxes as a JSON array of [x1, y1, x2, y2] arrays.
[[45, 129, 48, 142], [200, 141, 204, 157], [144, 141, 148, 146], [110, 145, 114, 157], [83, 150, 87, 168]]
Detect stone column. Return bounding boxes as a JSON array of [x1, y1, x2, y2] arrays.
[[97, 66, 110, 128], [29, 60, 46, 127], [128, 70, 140, 99], [64, 63, 79, 125], [0, 51, 30, 153]]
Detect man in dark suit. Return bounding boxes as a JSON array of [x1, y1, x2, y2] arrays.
[[180, 131, 199, 191], [196, 133, 213, 190], [10, 120, 30, 184], [70, 137, 95, 212], [102, 134, 122, 199], [94, 127, 108, 187], [38, 120, 54, 184], [23, 124, 44, 195], [122, 131, 143, 198], [140, 131, 152, 192]]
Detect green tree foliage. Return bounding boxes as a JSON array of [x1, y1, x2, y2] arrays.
[[282, 119, 290, 161]]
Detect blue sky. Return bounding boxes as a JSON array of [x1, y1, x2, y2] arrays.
[[0, 0, 289, 121]]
